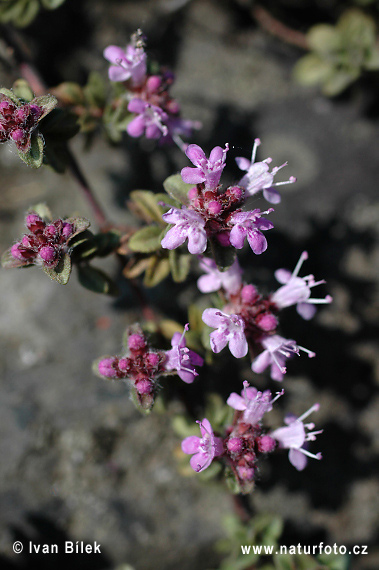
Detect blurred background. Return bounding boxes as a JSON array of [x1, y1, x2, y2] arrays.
[[0, 0, 378, 569]]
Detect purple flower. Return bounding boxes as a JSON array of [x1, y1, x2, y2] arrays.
[[164, 324, 204, 384], [197, 257, 243, 295], [236, 138, 296, 204], [271, 403, 323, 470], [161, 206, 207, 254], [127, 99, 169, 139], [227, 381, 283, 425], [103, 36, 147, 85], [271, 251, 333, 320], [251, 334, 316, 381], [202, 309, 248, 358], [181, 143, 229, 190], [181, 418, 224, 472], [228, 209, 274, 254]]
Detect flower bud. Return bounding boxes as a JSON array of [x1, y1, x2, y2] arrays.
[[11, 129, 24, 142], [207, 200, 222, 216], [256, 313, 278, 332], [128, 333, 146, 351], [135, 378, 153, 395], [241, 284, 257, 304], [62, 223, 74, 239], [118, 357, 131, 373], [146, 75, 162, 93], [237, 465, 255, 481], [257, 434, 276, 453], [147, 352, 160, 367], [227, 437, 244, 454], [98, 357, 119, 378], [39, 245, 57, 263], [25, 213, 45, 233]]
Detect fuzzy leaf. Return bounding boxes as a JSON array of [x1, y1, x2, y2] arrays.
[[143, 255, 170, 287], [273, 553, 294, 570], [52, 82, 85, 105], [154, 192, 179, 209], [77, 264, 118, 295], [40, 0, 66, 9], [65, 217, 91, 240], [42, 253, 71, 284], [12, 79, 34, 102], [129, 190, 166, 224], [29, 203, 53, 221], [129, 225, 163, 253], [32, 94, 58, 119], [307, 25, 340, 54], [12, 0, 39, 27], [0, 88, 20, 105], [169, 249, 191, 282], [293, 54, 334, 86], [123, 257, 151, 279], [322, 69, 358, 96], [17, 133, 44, 168], [163, 174, 191, 206]]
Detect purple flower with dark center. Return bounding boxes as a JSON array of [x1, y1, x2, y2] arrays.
[[271, 251, 333, 320], [181, 418, 224, 472], [127, 99, 169, 139], [164, 324, 204, 384], [271, 403, 323, 470], [227, 381, 283, 425], [181, 143, 229, 190], [197, 257, 243, 295], [161, 206, 207, 254], [202, 308, 248, 358], [103, 36, 147, 85], [251, 334, 316, 381], [228, 209, 274, 254], [236, 138, 296, 204]]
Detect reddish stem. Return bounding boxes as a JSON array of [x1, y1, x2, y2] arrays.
[[252, 5, 309, 50]]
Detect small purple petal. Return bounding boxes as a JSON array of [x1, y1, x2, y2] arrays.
[[182, 436, 201, 454]]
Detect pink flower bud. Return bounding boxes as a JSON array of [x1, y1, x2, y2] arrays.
[[227, 437, 244, 454], [237, 465, 255, 481], [128, 333, 146, 351], [11, 129, 24, 142], [98, 357, 119, 378], [45, 224, 58, 237], [29, 104, 42, 118], [188, 187, 198, 200], [118, 357, 131, 373], [147, 352, 160, 367], [243, 452, 256, 463], [26, 214, 45, 233], [0, 101, 12, 113], [225, 185, 244, 203], [207, 200, 222, 216], [62, 223, 74, 238], [241, 284, 257, 304], [11, 243, 28, 260], [15, 108, 28, 121], [146, 75, 162, 92], [256, 313, 278, 332], [257, 434, 276, 453], [135, 378, 153, 395], [39, 245, 57, 263]]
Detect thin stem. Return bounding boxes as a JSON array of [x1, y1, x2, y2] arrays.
[[251, 5, 309, 50]]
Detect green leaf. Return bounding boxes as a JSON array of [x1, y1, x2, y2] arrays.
[[143, 255, 170, 287], [13, 0, 39, 27], [32, 94, 58, 119], [129, 190, 166, 224], [154, 192, 179, 209], [338, 9, 376, 50], [83, 71, 107, 108], [209, 240, 236, 271], [92, 230, 121, 257], [273, 553, 295, 570], [364, 47, 379, 70], [129, 225, 163, 253], [29, 203, 52, 221], [52, 82, 85, 105], [77, 264, 118, 295], [322, 69, 358, 96], [40, 0, 66, 9], [12, 79, 34, 102], [307, 25, 340, 55], [293, 54, 334, 87], [17, 133, 44, 168], [42, 253, 72, 284], [317, 553, 350, 570], [169, 249, 191, 282], [0, 88, 20, 106], [163, 174, 191, 206]]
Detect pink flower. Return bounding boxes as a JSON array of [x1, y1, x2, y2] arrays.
[[271, 251, 333, 320], [161, 206, 207, 254], [228, 209, 274, 254], [181, 143, 229, 190], [127, 99, 169, 139], [202, 309, 248, 358], [103, 35, 147, 85], [181, 418, 224, 472], [197, 257, 243, 295], [251, 334, 315, 381], [227, 381, 283, 425], [271, 403, 323, 470], [236, 138, 296, 204], [164, 324, 204, 384]]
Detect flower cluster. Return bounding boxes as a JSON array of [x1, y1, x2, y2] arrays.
[[8, 212, 83, 268], [161, 143, 279, 256], [97, 326, 203, 410], [0, 92, 56, 153], [199, 252, 331, 380], [104, 30, 199, 143], [181, 381, 322, 491]]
